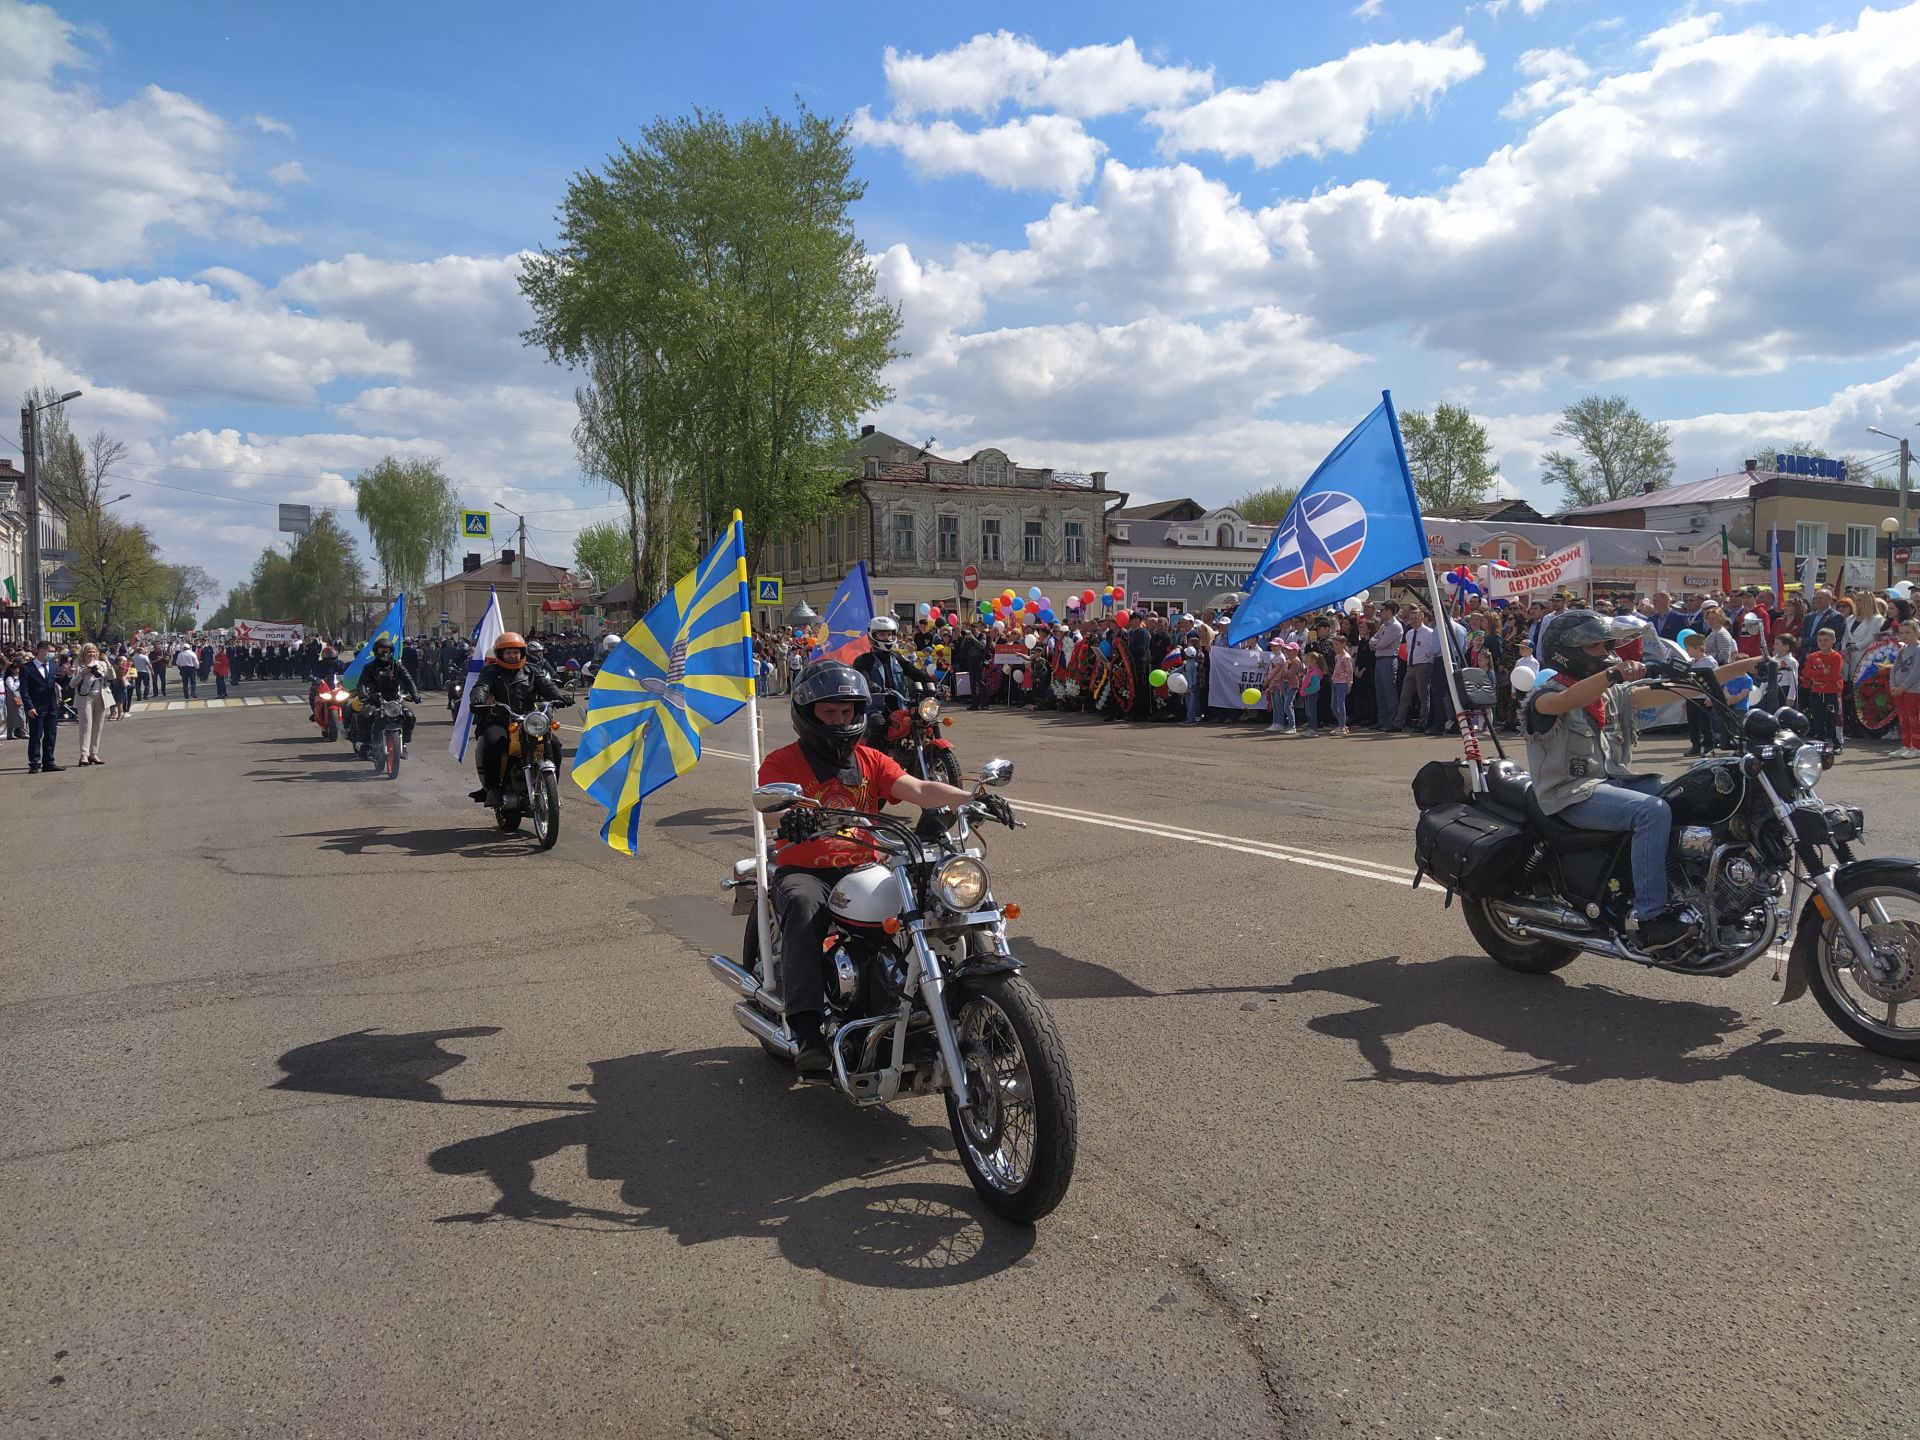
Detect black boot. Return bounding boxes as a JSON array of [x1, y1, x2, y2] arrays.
[[789, 1011, 832, 1077]]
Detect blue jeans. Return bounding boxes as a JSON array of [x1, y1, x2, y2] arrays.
[[1558, 776, 1671, 920], [178, 666, 197, 698], [1183, 680, 1200, 722], [1372, 660, 1398, 728], [1331, 681, 1349, 729]]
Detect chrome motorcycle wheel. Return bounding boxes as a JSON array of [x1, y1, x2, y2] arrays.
[[945, 974, 1076, 1225], [1464, 896, 1578, 974], [531, 770, 559, 851], [1808, 880, 1920, 1060]]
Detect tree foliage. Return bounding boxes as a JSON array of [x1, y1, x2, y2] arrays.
[[244, 511, 366, 634], [205, 583, 257, 629], [1400, 403, 1499, 512], [1541, 394, 1674, 510], [521, 104, 902, 582], [572, 518, 635, 594], [1236, 485, 1299, 525], [353, 455, 460, 598], [572, 335, 659, 600]]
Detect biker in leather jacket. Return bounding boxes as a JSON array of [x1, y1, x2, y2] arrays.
[[468, 631, 571, 805]]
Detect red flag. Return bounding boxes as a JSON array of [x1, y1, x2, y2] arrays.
[[1720, 525, 1732, 592]]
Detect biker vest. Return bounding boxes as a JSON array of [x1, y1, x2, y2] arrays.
[[1523, 677, 1636, 815]]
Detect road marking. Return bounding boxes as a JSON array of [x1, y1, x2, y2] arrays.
[[167, 701, 185, 712], [206, 699, 226, 708], [244, 697, 264, 706], [281, 695, 305, 704]]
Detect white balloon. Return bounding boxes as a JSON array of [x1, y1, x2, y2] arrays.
[[1510, 664, 1539, 693], [992, 619, 1006, 633], [1342, 597, 1365, 616], [1023, 633, 1039, 649], [1167, 671, 1190, 694]]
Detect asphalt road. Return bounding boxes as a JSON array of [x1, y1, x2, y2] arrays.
[[3, 695, 1917, 1440]]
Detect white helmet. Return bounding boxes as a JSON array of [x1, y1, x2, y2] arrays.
[[868, 614, 899, 649]]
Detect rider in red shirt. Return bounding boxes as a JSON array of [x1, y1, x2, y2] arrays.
[[757, 660, 980, 1074]]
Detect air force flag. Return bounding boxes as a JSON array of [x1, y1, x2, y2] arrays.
[[1226, 393, 1431, 646]]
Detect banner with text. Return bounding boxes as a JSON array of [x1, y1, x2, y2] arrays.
[[1208, 644, 1273, 710], [1486, 542, 1590, 600], [231, 619, 305, 644]]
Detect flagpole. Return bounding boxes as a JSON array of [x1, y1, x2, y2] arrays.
[[733, 513, 780, 1014]]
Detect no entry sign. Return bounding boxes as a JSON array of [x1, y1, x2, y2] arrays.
[[963, 564, 979, 592]]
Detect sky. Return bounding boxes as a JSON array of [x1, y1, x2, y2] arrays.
[[3, 0, 1918, 612]]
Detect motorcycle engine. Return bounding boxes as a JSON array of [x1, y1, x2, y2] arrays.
[[1664, 843, 1778, 960]]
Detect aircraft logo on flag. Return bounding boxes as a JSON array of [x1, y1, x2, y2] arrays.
[[1263, 492, 1369, 591], [640, 639, 691, 712]]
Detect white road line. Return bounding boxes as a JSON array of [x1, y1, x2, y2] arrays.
[[167, 701, 185, 712], [243, 697, 264, 706], [206, 699, 226, 708], [1014, 797, 1412, 877], [280, 695, 305, 704]]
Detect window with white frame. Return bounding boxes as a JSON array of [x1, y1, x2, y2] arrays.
[[937, 514, 960, 561], [980, 517, 1001, 563], [1497, 541, 1517, 565], [1795, 521, 1828, 563], [890, 512, 914, 561], [1845, 523, 1873, 559], [1023, 519, 1044, 563], [1064, 520, 1085, 566]]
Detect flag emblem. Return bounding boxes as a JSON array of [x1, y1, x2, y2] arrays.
[[640, 639, 692, 712], [1263, 491, 1368, 591]]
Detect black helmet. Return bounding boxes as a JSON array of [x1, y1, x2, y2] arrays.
[[1540, 608, 1615, 680], [790, 660, 871, 766], [372, 637, 395, 658]]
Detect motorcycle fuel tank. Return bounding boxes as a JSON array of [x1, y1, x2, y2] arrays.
[[828, 865, 907, 926], [1661, 760, 1743, 827]]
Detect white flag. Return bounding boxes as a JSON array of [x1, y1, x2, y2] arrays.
[[448, 588, 503, 761]]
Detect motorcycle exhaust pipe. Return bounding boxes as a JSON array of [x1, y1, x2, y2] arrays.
[[731, 1000, 796, 1058], [1496, 899, 1594, 932], [706, 954, 759, 1000]]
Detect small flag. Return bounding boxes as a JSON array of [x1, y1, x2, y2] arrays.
[[1770, 526, 1783, 599], [342, 594, 406, 686], [1719, 525, 1732, 593], [811, 562, 875, 663], [448, 588, 503, 762]]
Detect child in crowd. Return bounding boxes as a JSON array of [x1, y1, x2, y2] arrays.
[[1330, 636, 1353, 736], [1265, 643, 1300, 735], [1765, 634, 1799, 711], [1682, 631, 1716, 755], [1890, 619, 1920, 759], [1800, 626, 1845, 750], [1301, 652, 1325, 736]]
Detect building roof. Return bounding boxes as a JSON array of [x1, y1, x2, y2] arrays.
[[1424, 498, 1547, 523], [0, 458, 24, 483], [1425, 518, 1685, 567], [1563, 470, 1766, 518], [1111, 498, 1205, 522], [434, 554, 574, 589]]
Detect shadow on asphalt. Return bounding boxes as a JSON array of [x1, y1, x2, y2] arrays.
[[1174, 954, 1920, 1100], [284, 823, 540, 858], [651, 805, 755, 839], [272, 1028, 1035, 1287]]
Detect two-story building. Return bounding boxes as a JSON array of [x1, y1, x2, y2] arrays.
[[424, 550, 580, 637], [0, 456, 67, 645], [1105, 500, 1275, 615], [763, 427, 1125, 625]]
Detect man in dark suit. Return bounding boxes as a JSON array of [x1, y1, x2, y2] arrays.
[[20, 639, 64, 772]]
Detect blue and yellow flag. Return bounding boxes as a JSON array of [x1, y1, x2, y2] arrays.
[[811, 561, 874, 663], [572, 514, 753, 854], [343, 594, 406, 686]]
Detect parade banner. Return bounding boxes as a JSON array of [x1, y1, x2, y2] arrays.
[[232, 619, 304, 644], [1208, 644, 1272, 710], [1485, 542, 1590, 600]]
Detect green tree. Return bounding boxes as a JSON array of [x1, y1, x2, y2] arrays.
[[155, 564, 215, 628], [1400, 403, 1499, 512], [573, 518, 636, 593], [572, 335, 662, 601], [246, 512, 365, 635], [69, 515, 161, 640], [521, 104, 902, 573], [1236, 485, 1299, 525], [353, 455, 460, 601], [205, 583, 257, 629], [1541, 394, 1674, 510]]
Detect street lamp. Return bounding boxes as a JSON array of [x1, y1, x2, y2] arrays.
[[103, 493, 131, 507], [1884, 516, 1903, 588], [18, 388, 82, 641], [495, 501, 529, 635]]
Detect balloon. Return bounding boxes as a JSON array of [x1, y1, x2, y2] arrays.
[[1148, 668, 1169, 687], [1184, 645, 1197, 657], [1167, 672, 1189, 695], [1024, 633, 1038, 650], [1342, 597, 1365, 616], [916, 602, 930, 618], [1112, 585, 1126, 602], [1114, 609, 1131, 627], [1101, 593, 1115, 607], [1012, 668, 1025, 681], [1040, 609, 1055, 623], [1241, 687, 1264, 706], [993, 620, 1007, 633], [928, 605, 942, 621], [1099, 640, 1113, 657], [1029, 586, 1043, 601], [1510, 665, 1539, 693], [1024, 598, 1039, 613], [1003, 589, 1016, 600], [1081, 590, 1096, 605]]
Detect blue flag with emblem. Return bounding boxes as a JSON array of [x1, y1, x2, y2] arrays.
[[811, 562, 874, 663], [1226, 392, 1431, 646], [572, 514, 754, 854], [342, 594, 406, 686]]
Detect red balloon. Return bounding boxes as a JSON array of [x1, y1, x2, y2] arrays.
[[1114, 609, 1131, 626], [1024, 598, 1039, 612], [1081, 589, 1096, 605], [1112, 585, 1126, 602], [928, 606, 942, 621]]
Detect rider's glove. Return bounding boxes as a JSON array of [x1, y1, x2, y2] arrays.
[[776, 809, 818, 843], [973, 793, 1016, 829], [556, 696, 575, 708]]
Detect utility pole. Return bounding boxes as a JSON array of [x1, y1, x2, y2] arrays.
[[518, 511, 529, 636], [20, 389, 82, 645]]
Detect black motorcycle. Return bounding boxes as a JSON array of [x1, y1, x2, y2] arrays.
[[1413, 643, 1920, 1059], [365, 698, 411, 781]]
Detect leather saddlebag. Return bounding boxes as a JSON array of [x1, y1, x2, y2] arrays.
[[1414, 802, 1526, 899]]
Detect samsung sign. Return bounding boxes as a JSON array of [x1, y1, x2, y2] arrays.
[[1776, 453, 1846, 480]]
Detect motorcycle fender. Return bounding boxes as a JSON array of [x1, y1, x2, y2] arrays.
[[926, 737, 953, 752], [538, 759, 558, 775], [1776, 858, 1920, 1006]]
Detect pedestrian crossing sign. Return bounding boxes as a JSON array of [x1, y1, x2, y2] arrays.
[[44, 602, 78, 632], [461, 510, 491, 539], [755, 577, 783, 605]]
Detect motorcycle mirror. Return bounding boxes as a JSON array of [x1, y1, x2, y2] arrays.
[[750, 783, 806, 814], [977, 758, 1014, 788]]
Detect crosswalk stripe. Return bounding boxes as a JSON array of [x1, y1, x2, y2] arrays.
[[167, 701, 185, 711], [206, 699, 226, 708], [244, 697, 264, 706]]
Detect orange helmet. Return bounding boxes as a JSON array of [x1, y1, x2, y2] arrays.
[[493, 631, 528, 669]]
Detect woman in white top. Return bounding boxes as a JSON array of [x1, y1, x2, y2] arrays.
[[72, 642, 113, 764]]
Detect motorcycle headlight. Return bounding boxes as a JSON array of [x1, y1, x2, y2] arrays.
[[1791, 743, 1823, 790], [931, 856, 988, 912], [915, 695, 941, 723], [521, 710, 552, 739]]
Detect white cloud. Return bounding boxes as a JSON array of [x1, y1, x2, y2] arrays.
[[1149, 30, 1486, 166], [0, 0, 84, 74], [1502, 47, 1592, 117], [851, 110, 1105, 193], [1353, 0, 1385, 18], [1639, 13, 1723, 50], [268, 160, 309, 185], [249, 113, 294, 137], [881, 32, 1211, 118], [1484, 0, 1557, 16]]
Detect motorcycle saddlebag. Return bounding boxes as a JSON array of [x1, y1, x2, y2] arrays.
[[1413, 802, 1526, 900], [1411, 759, 1473, 809]]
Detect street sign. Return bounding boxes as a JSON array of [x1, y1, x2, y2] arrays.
[[278, 503, 311, 535], [755, 576, 783, 605], [44, 602, 78, 632], [1896, 547, 1912, 567], [43, 547, 77, 563], [461, 510, 492, 539], [962, 564, 979, 592], [439, 610, 451, 623]]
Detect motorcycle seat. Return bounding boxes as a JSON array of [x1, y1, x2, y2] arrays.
[[1483, 760, 1618, 851]]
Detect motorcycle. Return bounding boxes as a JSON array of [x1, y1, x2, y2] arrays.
[[366, 698, 411, 780], [477, 700, 564, 850], [1413, 639, 1920, 1059], [710, 760, 1078, 1224], [312, 681, 349, 742], [874, 681, 960, 786]]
